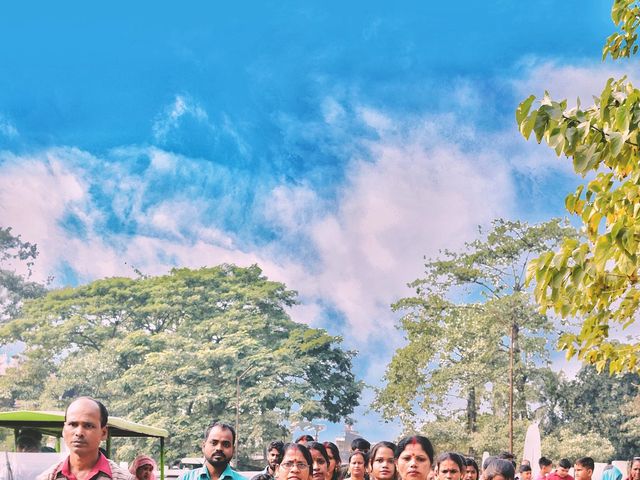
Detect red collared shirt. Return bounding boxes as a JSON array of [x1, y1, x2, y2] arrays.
[[56, 452, 113, 480]]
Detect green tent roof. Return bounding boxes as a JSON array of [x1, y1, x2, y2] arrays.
[[0, 410, 168, 438]]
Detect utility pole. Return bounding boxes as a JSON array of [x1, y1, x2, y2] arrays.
[[509, 321, 515, 454], [235, 365, 255, 467]]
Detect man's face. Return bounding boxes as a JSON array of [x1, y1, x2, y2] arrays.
[[556, 466, 570, 478], [573, 465, 591, 480], [202, 426, 234, 470], [62, 398, 107, 458], [542, 465, 553, 475], [521, 471, 532, 480], [268, 448, 282, 470]]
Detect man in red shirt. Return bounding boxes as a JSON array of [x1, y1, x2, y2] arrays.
[[547, 459, 574, 480], [536, 458, 553, 480], [37, 397, 134, 480]]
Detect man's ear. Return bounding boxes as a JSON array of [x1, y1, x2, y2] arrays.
[[100, 426, 108, 441]]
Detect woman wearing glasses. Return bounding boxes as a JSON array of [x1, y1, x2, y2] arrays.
[[276, 443, 314, 480]]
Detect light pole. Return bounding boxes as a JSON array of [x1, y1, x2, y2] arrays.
[[235, 364, 255, 467]]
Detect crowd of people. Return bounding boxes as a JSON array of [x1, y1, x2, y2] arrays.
[[30, 396, 640, 480]]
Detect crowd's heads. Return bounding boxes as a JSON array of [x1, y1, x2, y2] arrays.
[[369, 441, 397, 480], [296, 435, 316, 445], [483, 459, 515, 480], [63, 397, 108, 456], [519, 464, 532, 480], [436, 452, 465, 471], [324, 440, 342, 479], [483, 457, 497, 471], [278, 442, 314, 477], [64, 396, 109, 428], [556, 458, 572, 478], [268, 441, 285, 470], [202, 422, 235, 470], [16, 428, 42, 452], [464, 458, 479, 480], [308, 442, 330, 463], [539, 458, 552, 469], [574, 458, 594, 480], [352, 437, 371, 454], [395, 436, 435, 465], [498, 453, 516, 470], [349, 449, 368, 479], [129, 455, 157, 480], [629, 458, 640, 480], [203, 421, 236, 446]]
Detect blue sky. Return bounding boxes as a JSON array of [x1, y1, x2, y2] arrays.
[[0, 1, 632, 445]]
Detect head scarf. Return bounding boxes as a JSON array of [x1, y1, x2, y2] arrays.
[[129, 455, 157, 480]]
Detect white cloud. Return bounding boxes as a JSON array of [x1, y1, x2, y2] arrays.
[[511, 58, 637, 108], [152, 94, 211, 142], [0, 114, 18, 138]]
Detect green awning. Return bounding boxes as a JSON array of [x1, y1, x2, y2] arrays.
[[0, 410, 168, 438]]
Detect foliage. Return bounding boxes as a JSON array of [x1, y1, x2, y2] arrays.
[[603, 0, 640, 60], [536, 364, 640, 459], [375, 219, 574, 436], [0, 265, 362, 461], [541, 426, 615, 463], [0, 226, 46, 322], [516, 0, 640, 373]]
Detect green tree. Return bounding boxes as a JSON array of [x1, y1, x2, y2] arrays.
[[0, 265, 362, 462], [0, 226, 46, 322], [516, 0, 640, 373], [375, 219, 574, 452], [536, 364, 640, 459], [541, 427, 615, 463]]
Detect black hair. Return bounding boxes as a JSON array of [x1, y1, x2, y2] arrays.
[[465, 458, 479, 476], [395, 436, 435, 465], [436, 453, 465, 472], [252, 474, 273, 480], [484, 459, 515, 480], [268, 440, 285, 457], [324, 441, 342, 480], [350, 450, 368, 464], [65, 397, 109, 428], [575, 458, 594, 471], [519, 465, 532, 473], [352, 437, 371, 452], [281, 442, 313, 475], [204, 420, 236, 446], [308, 442, 330, 465], [539, 458, 552, 468], [483, 457, 497, 470], [296, 434, 315, 443], [558, 459, 571, 470], [498, 453, 516, 470]]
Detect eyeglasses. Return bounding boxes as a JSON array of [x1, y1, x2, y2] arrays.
[[281, 462, 309, 471]]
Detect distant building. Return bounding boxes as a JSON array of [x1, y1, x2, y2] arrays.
[[335, 424, 362, 464]]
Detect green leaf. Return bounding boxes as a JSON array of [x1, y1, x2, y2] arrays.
[[516, 95, 536, 125]]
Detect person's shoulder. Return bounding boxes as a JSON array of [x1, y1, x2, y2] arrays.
[[36, 459, 64, 480], [179, 467, 207, 480], [107, 459, 136, 480]]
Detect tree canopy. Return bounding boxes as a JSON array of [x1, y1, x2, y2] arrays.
[[0, 226, 46, 322], [0, 264, 362, 462], [516, 0, 640, 373], [374, 219, 574, 453]]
